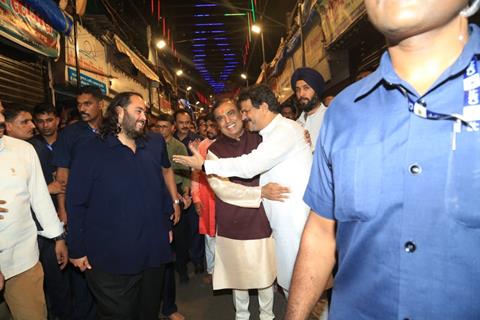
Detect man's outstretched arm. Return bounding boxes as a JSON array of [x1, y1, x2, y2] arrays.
[[286, 211, 336, 320]]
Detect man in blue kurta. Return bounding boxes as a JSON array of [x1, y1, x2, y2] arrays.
[[67, 92, 180, 320], [287, 1, 480, 319]]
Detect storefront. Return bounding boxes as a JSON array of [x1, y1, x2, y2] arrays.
[[0, 0, 61, 107]]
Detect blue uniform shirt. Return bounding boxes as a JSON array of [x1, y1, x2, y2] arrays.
[[66, 133, 173, 274], [174, 131, 203, 156], [304, 24, 480, 319], [29, 135, 57, 209], [52, 121, 98, 169]]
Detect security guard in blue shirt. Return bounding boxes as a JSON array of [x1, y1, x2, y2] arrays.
[[287, 1, 480, 319]]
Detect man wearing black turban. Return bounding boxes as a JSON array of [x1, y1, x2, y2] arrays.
[[291, 67, 327, 152]]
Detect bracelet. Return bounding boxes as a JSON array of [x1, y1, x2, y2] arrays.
[[173, 199, 181, 205]]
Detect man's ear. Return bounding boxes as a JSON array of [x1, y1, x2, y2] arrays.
[[5, 121, 12, 133], [260, 102, 269, 113], [116, 106, 124, 123]]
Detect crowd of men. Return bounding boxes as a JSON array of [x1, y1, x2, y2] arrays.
[[1, 1, 480, 319]]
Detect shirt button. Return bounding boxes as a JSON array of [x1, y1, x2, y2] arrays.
[[404, 241, 416, 253], [409, 163, 422, 175]]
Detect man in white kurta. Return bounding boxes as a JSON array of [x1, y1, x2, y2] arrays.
[[174, 85, 312, 292], [0, 111, 66, 318]]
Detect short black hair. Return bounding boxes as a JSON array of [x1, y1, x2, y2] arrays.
[[237, 84, 280, 113], [157, 113, 174, 124], [205, 112, 216, 123], [33, 103, 58, 117], [77, 85, 103, 101], [280, 103, 297, 113], [196, 115, 207, 127], [173, 109, 191, 122], [3, 103, 31, 122]]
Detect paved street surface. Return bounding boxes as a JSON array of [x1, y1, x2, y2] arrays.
[[169, 264, 287, 320], [0, 263, 288, 320]]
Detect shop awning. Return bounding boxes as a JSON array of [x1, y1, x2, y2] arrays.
[[113, 35, 160, 82], [23, 0, 73, 35]]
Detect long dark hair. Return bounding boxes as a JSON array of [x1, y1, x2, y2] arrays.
[[100, 92, 143, 138]]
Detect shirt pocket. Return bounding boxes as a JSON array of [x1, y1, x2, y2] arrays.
[[332, 142, 383, 222], [445, 130, 480, 228]]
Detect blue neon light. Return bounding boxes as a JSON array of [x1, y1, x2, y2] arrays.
[[195, 23, 224, 26]]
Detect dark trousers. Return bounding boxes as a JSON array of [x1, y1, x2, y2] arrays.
[[85, 265, 165, 320], [173, 208, 190, 275], [186, 205, 205, 266], [161, 263, 177, 316], [38, 236, 73, 319], [69, 265, 96, 320]]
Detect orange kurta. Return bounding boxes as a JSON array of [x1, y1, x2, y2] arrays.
[[191, 138, 216, 236]]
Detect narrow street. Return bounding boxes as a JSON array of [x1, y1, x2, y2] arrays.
[[0, 264, 288, 320]]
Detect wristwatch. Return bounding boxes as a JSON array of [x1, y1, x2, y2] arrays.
[[53, 232, 66, 241], [173, 199, 181, 205]]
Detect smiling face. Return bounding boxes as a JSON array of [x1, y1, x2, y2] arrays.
[[213, 100, 244, 139], [239, 99, 267, 132], [119, 95, 147, 139]]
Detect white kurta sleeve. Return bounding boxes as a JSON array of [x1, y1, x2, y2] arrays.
[[204, 121, 299, 179], [27, 144, 64, 239], [206, 151, 262, 208]]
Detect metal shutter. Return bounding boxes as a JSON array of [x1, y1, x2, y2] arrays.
[[0, 54, 47, 108]]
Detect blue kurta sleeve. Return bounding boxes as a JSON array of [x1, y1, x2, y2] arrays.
[[66, 141, 97, 258], [52, 128, 72, 168]]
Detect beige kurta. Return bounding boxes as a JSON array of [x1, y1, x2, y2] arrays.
[[213, 236, 276, 290], [206, 152, 277, 290]]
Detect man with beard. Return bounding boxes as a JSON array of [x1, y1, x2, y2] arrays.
[[291, 68, 327, 152], [67, 92, 180, 319], [287, 1, 480, 319]]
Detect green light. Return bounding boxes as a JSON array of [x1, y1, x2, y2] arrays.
[[224, 13, 246, 16], [250, 0, 256, 22]]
